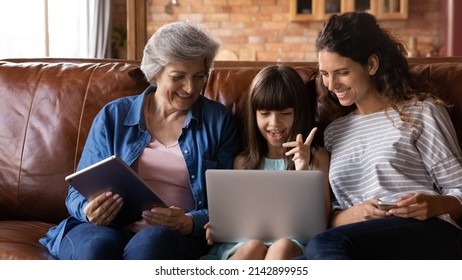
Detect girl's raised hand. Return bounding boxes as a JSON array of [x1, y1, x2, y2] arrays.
[[283, 127, 318, 170]]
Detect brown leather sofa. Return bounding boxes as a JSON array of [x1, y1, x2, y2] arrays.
[[1, 57, 462, 259]]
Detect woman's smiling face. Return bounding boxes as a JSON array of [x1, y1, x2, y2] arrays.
[[318, 50, 378, 109], [154, 57, 207, 112]]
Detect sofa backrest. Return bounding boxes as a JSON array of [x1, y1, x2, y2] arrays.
[[207, 58, 462, 148], [408, 59, 462, 144], [0, 59, 149, 222], [1, 57, 462, 224]]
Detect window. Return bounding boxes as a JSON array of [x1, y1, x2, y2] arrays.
[[0, 0, 94, 58]]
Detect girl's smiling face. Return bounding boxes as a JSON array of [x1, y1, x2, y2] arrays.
[[256, 108, 294, 158]]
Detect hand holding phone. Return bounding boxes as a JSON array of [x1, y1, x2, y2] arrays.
[[377, 199, 399, 210]]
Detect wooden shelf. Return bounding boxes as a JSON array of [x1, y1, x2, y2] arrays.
[[290, 0, 408, 21]]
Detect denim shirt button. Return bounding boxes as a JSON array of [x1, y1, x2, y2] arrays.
[[191, 174, 196, 179], [183, 149, 189, 154], [198, 201, 202, 205]]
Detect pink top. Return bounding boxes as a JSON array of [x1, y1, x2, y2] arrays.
[[133, 139, 195, 212]]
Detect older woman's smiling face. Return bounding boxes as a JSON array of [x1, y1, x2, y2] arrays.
[[155, 57, 207, 112]]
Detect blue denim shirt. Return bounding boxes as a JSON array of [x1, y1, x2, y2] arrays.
[[40, 85, 239, 258]]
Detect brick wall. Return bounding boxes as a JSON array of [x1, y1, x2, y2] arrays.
[[113, 0, 444, 61], [112, 0, 126, 28]]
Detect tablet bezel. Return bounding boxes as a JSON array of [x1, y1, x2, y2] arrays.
[[65, 155, 168, 226]]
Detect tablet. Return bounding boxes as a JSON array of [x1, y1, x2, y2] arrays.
[[65, 155, 168, 226]]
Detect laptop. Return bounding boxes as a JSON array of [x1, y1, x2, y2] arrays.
[[65, 155, 168, 226], [205, 169, 326, 243]]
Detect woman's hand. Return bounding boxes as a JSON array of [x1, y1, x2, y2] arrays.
[[387, 193, 450, 221], [84, 191, 123, 226], [330, 199, 388, 227], [283, 127, 318, 170], [125, 219, 150, 233], [142, 206, 194, 235], [333, 193, 462, 228], [204, 222, 214, 245]]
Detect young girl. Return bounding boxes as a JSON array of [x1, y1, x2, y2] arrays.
[[204, 64, 331, 260]]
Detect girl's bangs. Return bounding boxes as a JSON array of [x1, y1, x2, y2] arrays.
[[252, 83, 295, 111]]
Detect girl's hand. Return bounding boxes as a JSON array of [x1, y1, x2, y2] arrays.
[[142, 206, 194, 235], [84, 191, 123, 226], [283, 127, 318, 170], [204, 222, 214, 245]]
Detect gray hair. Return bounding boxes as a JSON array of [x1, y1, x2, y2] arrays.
[[140, 21, 220, 83]]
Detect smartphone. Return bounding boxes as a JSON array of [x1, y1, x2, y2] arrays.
[[377, 199, 399, 210]]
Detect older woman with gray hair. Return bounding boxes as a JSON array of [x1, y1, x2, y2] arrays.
[[40, 21, 239, 260]]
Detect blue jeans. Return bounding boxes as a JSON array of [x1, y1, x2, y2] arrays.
[[58, 222, 210, 260], [301, 217, 462, 259]]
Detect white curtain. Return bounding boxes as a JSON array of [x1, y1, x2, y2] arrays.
[[88, 0, 113, 58], [47, 0, 92, 58], [0, 0, 112, 58]]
